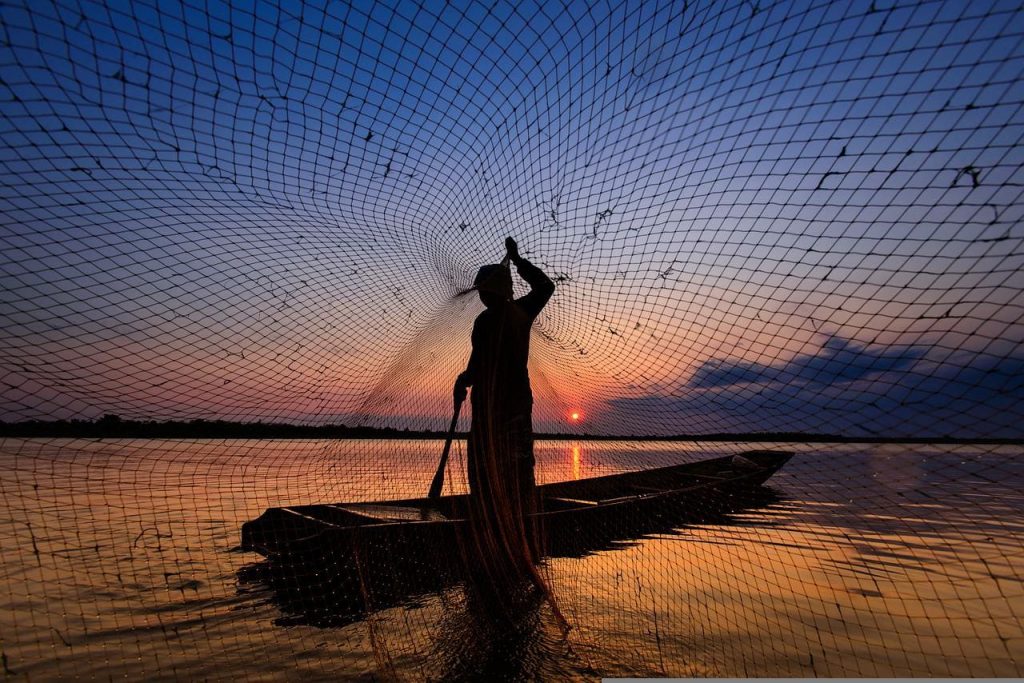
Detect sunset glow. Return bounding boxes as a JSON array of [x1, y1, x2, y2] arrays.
[[0, 0, 1018, 441]]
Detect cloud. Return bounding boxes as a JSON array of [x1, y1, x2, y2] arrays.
[[689, 336, 925, 389], [604, 340, 1024, 439]]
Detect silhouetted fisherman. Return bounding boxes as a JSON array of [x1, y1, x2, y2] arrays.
[[454, 237, 554, 560]]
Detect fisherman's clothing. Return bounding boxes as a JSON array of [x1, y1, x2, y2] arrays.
[[462, 258, 554, 526]]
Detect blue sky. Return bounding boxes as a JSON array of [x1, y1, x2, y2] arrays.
[[1, 0, 1022, 436]]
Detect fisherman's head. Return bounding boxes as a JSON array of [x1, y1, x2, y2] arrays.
[[474, 264, 512, 308]]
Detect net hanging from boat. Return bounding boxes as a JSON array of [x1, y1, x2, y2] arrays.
[[1, 0, 1022, 679]]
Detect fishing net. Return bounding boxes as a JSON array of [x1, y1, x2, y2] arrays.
[[1, 0, 1022, 679]]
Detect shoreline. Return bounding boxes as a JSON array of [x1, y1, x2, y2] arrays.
[[0, 419, 1019, 445]]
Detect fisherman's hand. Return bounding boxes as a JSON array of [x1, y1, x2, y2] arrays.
[[505, 237, 521, 264]]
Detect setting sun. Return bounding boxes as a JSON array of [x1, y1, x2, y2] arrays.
[[570, 411, 581, 422]]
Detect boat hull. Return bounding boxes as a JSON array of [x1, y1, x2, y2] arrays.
[[241, 450, 793, 558]]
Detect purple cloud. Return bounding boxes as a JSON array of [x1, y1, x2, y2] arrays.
[[604, 340, 1024, 439], [689, 336, 925, 389]]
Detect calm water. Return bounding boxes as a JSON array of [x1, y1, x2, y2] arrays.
[[0, 438, 1022, 680]]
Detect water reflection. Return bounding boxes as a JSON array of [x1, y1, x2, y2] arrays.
[[4, 439, 1021, 679], [429, 579, 589, 681], [533, 440, 715, 484]]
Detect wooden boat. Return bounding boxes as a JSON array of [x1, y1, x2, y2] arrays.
[[237, 450, 792, 628], [241, 450, 792, 558]]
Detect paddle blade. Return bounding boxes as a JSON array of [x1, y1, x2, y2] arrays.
[[427, 447, 449, 499]]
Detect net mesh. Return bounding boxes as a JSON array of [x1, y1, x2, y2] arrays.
[[1, 0, 1022, 679]]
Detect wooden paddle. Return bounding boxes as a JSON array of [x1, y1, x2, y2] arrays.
[[428, 394, 464, 499]]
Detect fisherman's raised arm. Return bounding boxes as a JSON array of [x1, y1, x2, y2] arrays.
[[506, 237, 554, 318]]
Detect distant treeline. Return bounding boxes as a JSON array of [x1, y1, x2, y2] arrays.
[[0, 415, 454, 440], [0, 415, 1020, 444]]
